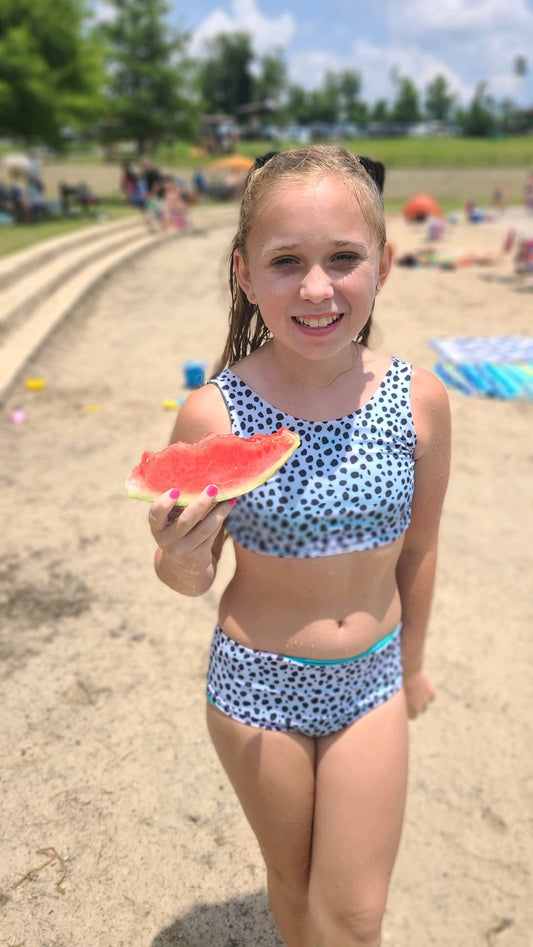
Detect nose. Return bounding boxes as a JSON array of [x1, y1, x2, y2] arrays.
[[300, 264, 334, 302]]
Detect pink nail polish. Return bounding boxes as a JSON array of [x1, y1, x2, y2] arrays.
[[169, 488, 180, 499], [229, 497, 238, 506], [206, 484, 218, 498]]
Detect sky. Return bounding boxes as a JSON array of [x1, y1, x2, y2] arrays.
[[171, 0, 533, 108]]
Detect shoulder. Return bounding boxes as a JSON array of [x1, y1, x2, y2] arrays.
[[168, 380, 232, 445], [411, 365, 449, 408], [410, 366, 451, 460]]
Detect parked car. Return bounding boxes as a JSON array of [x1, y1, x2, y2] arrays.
[[282, 124, 312, 144]]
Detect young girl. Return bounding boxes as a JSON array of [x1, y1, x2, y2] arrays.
[[148, 145, 451, 946]]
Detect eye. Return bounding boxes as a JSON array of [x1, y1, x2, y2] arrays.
[[271, 255, 299, 266], [331, 252, 360, 265]]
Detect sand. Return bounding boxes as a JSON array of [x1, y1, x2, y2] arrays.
[[0, 200, 532, 947]]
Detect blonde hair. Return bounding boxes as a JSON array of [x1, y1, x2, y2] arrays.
[[219, 145, 387, 370]]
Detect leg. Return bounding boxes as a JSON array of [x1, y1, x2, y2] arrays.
[[309, 690, 409, 946], [206, 702, 316, 946]]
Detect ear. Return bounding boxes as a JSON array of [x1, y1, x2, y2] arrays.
[[233, 249, 254, 301], [377, 241, 393, 290]]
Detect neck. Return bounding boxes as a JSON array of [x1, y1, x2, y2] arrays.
[[270, 340, 358, 391]]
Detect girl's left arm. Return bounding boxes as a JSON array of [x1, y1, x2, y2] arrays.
[[396, 367, 451, 718]]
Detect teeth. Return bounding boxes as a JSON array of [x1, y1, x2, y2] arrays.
[[296, 314, 339, 328]]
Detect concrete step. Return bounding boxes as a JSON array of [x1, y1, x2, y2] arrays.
[[0, 229, 160, 402], [0, 219, 147, 336], [0, 202, 239, 405], [0, 214, 142, 289]]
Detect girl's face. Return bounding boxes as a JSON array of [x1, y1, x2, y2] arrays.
[[234, 174, 392, 361]]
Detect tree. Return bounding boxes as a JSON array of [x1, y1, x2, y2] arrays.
[[336, 69, 364, 122], [0, 0, 105, 147], [513, 54, 528, 107], [459, 81, 497, 136], [310, 72, 343, 123], [424, 74, 455, 122], [390, 74, 421, 126], [200, 32, 254, 116], [253, 48, 287, 106], [101, 0, 199, 154], [370, 99, 390, 125], [283, 84, 310, 124]]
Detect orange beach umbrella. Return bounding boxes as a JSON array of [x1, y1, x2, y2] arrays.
[[209, 154, 255, 172], [403, 193, 444, 221]]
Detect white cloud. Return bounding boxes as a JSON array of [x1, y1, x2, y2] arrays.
[[189, 0, 295, 57], [340, 0, 533, 104], [289, 49, 345, 86], [382, 0, 533, 101], [387, 0, 531, 39], [350, 40, 470, 104]]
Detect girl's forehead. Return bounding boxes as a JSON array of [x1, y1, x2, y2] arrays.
[[249, 174, 373, 241], [259, 173, 354, 207]]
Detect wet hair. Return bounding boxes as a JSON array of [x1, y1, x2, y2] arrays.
[[218, 145, 387, 370]]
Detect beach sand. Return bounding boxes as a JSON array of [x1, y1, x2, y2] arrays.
[[1, 202, 531, 946]]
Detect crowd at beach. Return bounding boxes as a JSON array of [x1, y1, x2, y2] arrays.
[[0, 150, 100, 224], [119, 156, 204, 234]]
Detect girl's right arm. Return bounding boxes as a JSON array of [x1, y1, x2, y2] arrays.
[[149, 382, 233, 597]]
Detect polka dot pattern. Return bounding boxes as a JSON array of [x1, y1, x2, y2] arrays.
[[206, 624, 403, 737], [210, 357, 416, 558]]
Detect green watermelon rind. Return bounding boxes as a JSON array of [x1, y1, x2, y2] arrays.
[[126, 428, 300, 506]]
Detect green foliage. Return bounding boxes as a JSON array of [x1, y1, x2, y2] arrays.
[[371, 100, 390, 123], [253, 49, 287, 105], [200, 32, 254, 115], [390, 75, 421, 125], [0, 0, 105, 146], [278, 69, 365, 126], [513, 55, 527, 79], [100, 0, 200, 153], [456, 81, 497, 137], [425, 75, 456, 122]]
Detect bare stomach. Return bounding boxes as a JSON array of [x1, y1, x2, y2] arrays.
[[218, 536, 404, 660]]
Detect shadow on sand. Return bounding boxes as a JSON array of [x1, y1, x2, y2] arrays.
[[151, 890, 283, 947]]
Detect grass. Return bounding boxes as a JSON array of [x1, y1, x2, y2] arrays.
[[158, 135, 533, 169], [0, 198, 133, 258]]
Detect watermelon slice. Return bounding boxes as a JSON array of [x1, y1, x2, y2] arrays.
[[125, 427, 300, 506]]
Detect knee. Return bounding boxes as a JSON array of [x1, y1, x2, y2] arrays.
[[309, 890, 385, 945]]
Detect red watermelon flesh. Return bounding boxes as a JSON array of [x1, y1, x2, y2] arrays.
[[125, 427, 300, 506]]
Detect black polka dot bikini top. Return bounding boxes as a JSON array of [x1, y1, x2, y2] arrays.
[[209, 357, 417, 558]]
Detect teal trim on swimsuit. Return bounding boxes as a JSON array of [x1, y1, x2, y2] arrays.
[[282, 623, 401, 666]]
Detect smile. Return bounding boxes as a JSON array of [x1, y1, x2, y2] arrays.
[[293, 313, 342, 328]]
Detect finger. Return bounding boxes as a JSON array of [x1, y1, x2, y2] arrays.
[[150, 485, 231, 550], [168, 496, 235, 553], [148, 488, 181, 534]]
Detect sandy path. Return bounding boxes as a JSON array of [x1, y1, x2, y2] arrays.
[[0, 204, 531, 946]]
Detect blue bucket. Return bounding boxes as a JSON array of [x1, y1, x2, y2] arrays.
[[183, 360, 206, 389]]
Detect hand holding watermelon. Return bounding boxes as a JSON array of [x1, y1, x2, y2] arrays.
[[127, 428, 299, 596], [147, 481, 236, 586]]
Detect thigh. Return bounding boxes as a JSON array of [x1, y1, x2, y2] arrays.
[[206, 702, 316, 881], [310, 689, 409, 913]]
